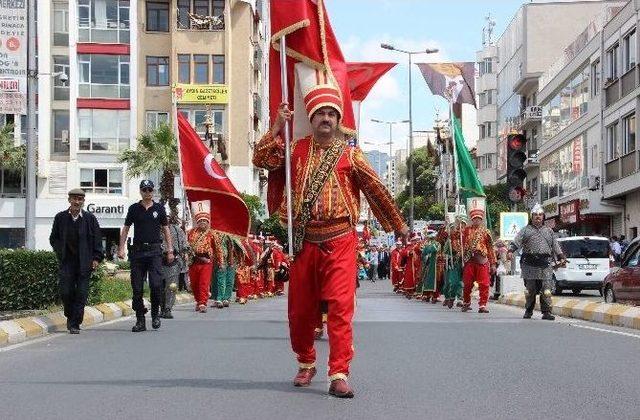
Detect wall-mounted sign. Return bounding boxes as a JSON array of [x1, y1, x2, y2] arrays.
[[86, 203, 125, 218], [0, 0, 27, 114], [173, 84, 229, 104]]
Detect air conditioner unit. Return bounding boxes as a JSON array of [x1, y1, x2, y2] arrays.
[[588, 175, 600, 191]]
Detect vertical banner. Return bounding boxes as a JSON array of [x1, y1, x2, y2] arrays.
[[0, 0, 27, 115]]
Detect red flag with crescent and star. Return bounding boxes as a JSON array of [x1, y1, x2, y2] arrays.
[[177, 113, 249, 238], [266, 0, 356, 215], [346, 62, 396, 101]]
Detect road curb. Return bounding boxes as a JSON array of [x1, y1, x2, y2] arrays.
[[499, 292, 640, 330], [0, 293, 195, 348]]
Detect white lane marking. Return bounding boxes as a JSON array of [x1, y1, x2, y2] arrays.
[[569, 323, 640, 339]]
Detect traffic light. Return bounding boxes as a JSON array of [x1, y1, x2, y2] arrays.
[[506, 133, 527, 203]]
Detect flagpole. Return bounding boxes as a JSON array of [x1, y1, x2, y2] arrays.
[[279, 36, 294, 257], [449, 99, 465, 263], [172, 86, 190, 227]]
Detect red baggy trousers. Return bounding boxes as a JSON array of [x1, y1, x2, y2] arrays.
[[462, 260, 490, 308], [189, 262, 213, 306], [288, 231, 357, 379]]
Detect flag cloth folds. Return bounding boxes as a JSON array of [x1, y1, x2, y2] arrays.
[[452, 115, 484, 200], [416, 62, 476, 106], [346, 62, 396, 101], [177, 113, 249, 238], [266, 0, 355, 215]]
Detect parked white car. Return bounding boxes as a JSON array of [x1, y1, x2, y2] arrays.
[[552, 236, 612, 296]]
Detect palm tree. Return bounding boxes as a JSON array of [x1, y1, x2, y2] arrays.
[[0, 124, 26, 171], [119, 123, 180, 217]]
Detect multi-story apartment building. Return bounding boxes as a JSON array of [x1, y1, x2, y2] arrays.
[[0, 0, 269, 250], [537, 4, 624, 236], [490, 1, 613, 198], [476, 39, 499, 186], [600, 0, 640, 238]]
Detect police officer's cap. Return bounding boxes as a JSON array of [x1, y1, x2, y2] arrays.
[[68, 188, 85, 197], [139, 179, 155, 189]]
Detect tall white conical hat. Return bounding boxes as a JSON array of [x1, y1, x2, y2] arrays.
[[191, 200, 211, 223]]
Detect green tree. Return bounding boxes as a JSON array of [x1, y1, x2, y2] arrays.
[[240, 193, 265, 231], [0, 124, 26, 171], [484, 183, 511, 234], [119, 124, 180, 217], [395, 146, 439, 219], [258, 213, 287, 246]]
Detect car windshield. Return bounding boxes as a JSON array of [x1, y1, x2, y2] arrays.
[[560, 239, 610, 259]]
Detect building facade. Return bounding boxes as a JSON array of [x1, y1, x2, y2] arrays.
[[0, 0, 269, 250]]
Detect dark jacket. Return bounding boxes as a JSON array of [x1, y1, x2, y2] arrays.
[[49, 209, 104, 274]]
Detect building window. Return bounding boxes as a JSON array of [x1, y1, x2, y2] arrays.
[[146, 1, 169, 32], [591, 59, 601, 96], [178, 54, 190, 83], [146, 111, 169, 130], [606, 43, 619, 81], [486, 122, 493, 137], [53, 2, 69, 46], [194, 54, 209, 84], [78, 109, 130, 152], [623, 113, 636, 154], [146, 56, 170, 86], [52, 110, 70, 155], [479, 124, 485, 139], [212, 55, 225, 83], [78, 54, 130, 98], [176, 0, 225, 30], [624, 29, 637, 72], [80, 168, 123, 195], [178, 107, 224, 138], [591, 144, 598, 169], [53, 56, 70, 100], [0, 168, 24, 198], [607, 122, 619, 161], [78, 0, 130, 44]]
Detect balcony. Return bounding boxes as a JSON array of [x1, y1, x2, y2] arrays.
[[520, 106, 542, 128], [621, 67, 638, 98]]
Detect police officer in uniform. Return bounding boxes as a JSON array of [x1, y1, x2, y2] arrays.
[[118, 180, 174, 332], [509, 204, 566, 320]]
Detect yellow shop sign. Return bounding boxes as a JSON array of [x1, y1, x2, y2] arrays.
[[173, 84, 229, 104]]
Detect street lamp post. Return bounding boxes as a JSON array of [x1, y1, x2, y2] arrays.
[[371, 118, 409, 196], [381, 43, 438, 233]]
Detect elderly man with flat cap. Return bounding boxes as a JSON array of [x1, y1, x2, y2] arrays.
[[50, 188, 104, 334]]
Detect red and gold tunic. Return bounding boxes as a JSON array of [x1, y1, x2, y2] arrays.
[[253, 132, 406, 243], [187, 228, 220, 262], [462, 225, 496, 265]]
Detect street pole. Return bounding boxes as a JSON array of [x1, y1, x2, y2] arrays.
[[408, 52, 414, 233], [25, 0, 37, 249]]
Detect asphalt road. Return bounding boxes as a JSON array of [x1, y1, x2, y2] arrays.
[[1, 280, 640, 420]]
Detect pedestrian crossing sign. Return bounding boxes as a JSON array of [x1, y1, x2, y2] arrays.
[[499, 212, 529, 241]]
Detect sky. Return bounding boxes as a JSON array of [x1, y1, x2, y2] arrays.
[[323, 0, 525, 154]]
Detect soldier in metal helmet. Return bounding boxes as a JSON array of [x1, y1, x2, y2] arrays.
[[508, 204, 566, 320]]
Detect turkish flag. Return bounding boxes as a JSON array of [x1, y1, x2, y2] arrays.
[[177, 113, 249, 238], [347, 62, 396, 101], [266, 0, 355, 215]]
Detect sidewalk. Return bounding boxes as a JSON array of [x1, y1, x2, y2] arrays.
[[0, 293, 195, 348], [499, 292, 640, 330]]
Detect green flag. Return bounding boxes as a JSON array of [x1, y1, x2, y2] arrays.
[[452, 115, 485, 200]]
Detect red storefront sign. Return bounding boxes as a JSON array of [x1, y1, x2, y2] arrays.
[[572, 137, 582, 174], [560, 200, 579, 224]]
